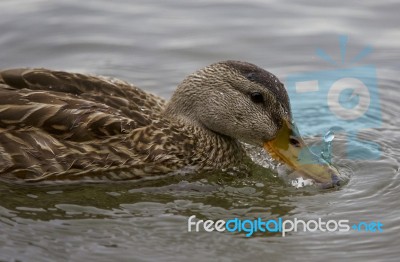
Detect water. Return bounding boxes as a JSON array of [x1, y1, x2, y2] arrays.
[[0, 0, 399, 261], [321, 129, 335, 162]]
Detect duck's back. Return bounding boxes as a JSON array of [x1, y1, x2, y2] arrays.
[[0, 68, 167, 180]]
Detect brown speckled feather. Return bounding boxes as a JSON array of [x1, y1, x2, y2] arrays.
[[0, 68, 165, 139], [0, 68, 245, 182], [0, 68, 177, 181]]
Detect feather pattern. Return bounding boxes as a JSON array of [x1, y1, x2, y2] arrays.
[[0, 67, 245, 182]]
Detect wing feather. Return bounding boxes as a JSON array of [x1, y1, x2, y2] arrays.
[[0, 68, 169, 180], [0, 68, 166, 141]]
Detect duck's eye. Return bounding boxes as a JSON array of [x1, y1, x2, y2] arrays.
[[250, 92, 264, 103], [289, 137, 300, 147]]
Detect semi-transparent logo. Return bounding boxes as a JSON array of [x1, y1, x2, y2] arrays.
[[285, 35, 381, 162]]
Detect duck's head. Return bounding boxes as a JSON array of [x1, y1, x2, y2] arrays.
[[165, 60, 340, 187]]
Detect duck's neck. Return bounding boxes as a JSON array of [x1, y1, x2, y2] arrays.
[[181, 118, 246, 169], [134, 113, 246, 170]]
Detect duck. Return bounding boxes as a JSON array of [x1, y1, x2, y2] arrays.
[[0, 60, 340, 186]]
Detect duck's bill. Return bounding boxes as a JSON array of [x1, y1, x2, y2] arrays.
[[263, 120, 341, 188]]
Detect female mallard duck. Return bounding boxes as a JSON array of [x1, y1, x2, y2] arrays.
[[0, 60, 339, 185]]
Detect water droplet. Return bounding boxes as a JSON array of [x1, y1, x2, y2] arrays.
[[324, 130, 335, 142], [321, 129, 335, 163]]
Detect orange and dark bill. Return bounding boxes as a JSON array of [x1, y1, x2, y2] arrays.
[[263, 120, 341, 188]]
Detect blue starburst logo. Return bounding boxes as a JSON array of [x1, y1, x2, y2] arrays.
[[286, 35, 381, 162]]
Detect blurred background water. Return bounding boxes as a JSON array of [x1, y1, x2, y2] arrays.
[[0, 0, 399, 261]]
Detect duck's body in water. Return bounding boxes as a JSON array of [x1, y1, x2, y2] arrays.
[[0, 61, 339, 186]]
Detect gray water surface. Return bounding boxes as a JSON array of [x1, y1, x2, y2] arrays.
[[0, 0, 399, 261]]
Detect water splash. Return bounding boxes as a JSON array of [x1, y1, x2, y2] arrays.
[[290, 177, 315, 188], [321, 129, 335, 163]]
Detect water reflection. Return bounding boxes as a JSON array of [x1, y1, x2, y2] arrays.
[[0, 0, 399, 261]]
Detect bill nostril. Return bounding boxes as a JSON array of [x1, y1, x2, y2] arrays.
[[289, 137, 300, 147]]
